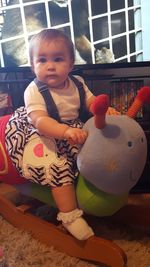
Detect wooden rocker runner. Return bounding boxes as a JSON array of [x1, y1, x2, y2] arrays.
[[0, 185, 127, 267], [0, 87, 150, 266]]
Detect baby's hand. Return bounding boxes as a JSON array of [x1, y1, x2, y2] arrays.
[[64, 127, 88, 145], [107, 107, 120, 115]]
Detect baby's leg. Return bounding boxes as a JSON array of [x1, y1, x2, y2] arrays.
[[51, 184, 94, 240]]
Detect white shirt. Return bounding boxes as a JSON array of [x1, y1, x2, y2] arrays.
[[24, 76, 93, 121]]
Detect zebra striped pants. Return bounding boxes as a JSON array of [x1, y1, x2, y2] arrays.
[[5, 106, 83, 187]]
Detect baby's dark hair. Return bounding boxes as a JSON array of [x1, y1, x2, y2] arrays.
[[29, 28, 75, 65]]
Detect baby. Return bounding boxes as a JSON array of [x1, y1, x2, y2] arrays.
[[5, 29, 119, 240]]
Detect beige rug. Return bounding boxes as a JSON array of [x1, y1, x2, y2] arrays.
[[0, 213, 150, 267]]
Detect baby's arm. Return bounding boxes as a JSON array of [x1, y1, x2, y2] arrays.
[[29, 110, 87, 145]]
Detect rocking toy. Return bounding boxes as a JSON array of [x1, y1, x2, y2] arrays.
[[0, 86, 150, 267]]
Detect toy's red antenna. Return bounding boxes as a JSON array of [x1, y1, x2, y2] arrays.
[[90, 94, 109, 129], [127, 86, 150, 118]]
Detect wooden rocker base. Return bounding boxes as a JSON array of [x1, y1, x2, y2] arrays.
[[0, 185, 127, 267], [0, 184, 150, 267]]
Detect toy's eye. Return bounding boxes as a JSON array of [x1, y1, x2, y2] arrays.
[[141, 137, 144, 142], [128, 141, 133, 147]]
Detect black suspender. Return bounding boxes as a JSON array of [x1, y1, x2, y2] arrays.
[[69, 75, 85, 118], [34, 76, 92, 122], [69, 75, 92, 122], [34, 78, 61, 122]]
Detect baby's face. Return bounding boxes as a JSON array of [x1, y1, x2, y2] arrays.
[[32, 39, 73, 89]]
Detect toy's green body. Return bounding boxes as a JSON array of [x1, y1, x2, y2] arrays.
[[15, 175, 128, 216]]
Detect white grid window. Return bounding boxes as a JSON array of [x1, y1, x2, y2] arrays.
[[89, 0, 142, 63], [0, 0, 143, 67]]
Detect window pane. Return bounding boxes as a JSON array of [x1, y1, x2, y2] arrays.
[[112, 36, 127, 58], [2, 38, 26, 66], [25, 4, 47, 32], [128, 9, 135, 31], [110, 0, 125, 11], [95, 41, 110, 52], [128, 0, 134, 7], [91, 0, 107, 16], [129, 33, 136, 53], [2, 0, 19, 5], [49, 2, 69, 26], [2, 8, 23, 37], [111, 12, 126, 36], [93, 17, 108, 41]]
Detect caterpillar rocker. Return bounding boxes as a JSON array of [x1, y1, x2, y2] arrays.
[[0, 86, 150, 267]]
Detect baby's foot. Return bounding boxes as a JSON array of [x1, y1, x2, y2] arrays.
[[63, 216, 94, 240], [57, 209, 94, 240]]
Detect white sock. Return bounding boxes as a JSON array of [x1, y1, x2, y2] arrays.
[[57, 209, 94, 240]]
